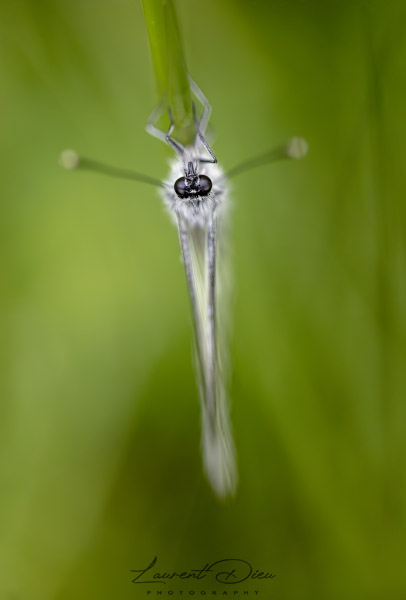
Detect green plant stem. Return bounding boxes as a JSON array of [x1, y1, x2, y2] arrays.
[[141, 0, 195, 146]]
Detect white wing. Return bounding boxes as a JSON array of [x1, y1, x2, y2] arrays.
[[177, 209, 237, 498]]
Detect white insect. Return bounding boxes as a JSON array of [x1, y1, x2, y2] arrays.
[[60, 78, 307, 498]]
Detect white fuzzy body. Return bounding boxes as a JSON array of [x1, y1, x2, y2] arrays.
[[161, 156, 237, 498]]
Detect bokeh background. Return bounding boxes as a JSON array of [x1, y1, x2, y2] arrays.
[[1, 0, 405, 599]]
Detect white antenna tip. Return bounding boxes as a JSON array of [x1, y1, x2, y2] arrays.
[[59, 149, 80, 170], [286, 137, 308, 160]]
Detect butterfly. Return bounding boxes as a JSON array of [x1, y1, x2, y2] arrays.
[[60, 77, 307, 498]]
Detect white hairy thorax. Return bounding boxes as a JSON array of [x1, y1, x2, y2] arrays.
[[162, 155, 227, 226]]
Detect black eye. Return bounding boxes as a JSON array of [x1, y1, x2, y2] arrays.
[[199, 175, 212, 196], [174, 177, 188, 198]]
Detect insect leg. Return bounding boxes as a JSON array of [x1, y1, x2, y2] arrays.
[[165, 108, 186, 157], [192, 102, 217, 164], [146, 101, 186, 158], [145, 98, 167, 143], [188, 76, 212, 135]]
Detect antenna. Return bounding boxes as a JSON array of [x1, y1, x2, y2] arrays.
[[218, 137, 308, 182], [59, 150, 166, 188]]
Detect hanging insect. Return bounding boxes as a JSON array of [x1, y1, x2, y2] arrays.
[[60, 76, 307, 498]]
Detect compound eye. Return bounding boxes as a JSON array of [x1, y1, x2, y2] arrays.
[[174, 177, 188, 198], [198, 175, 212, 196]]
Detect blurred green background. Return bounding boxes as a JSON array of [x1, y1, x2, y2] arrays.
[[1, 0, 405, 599]]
